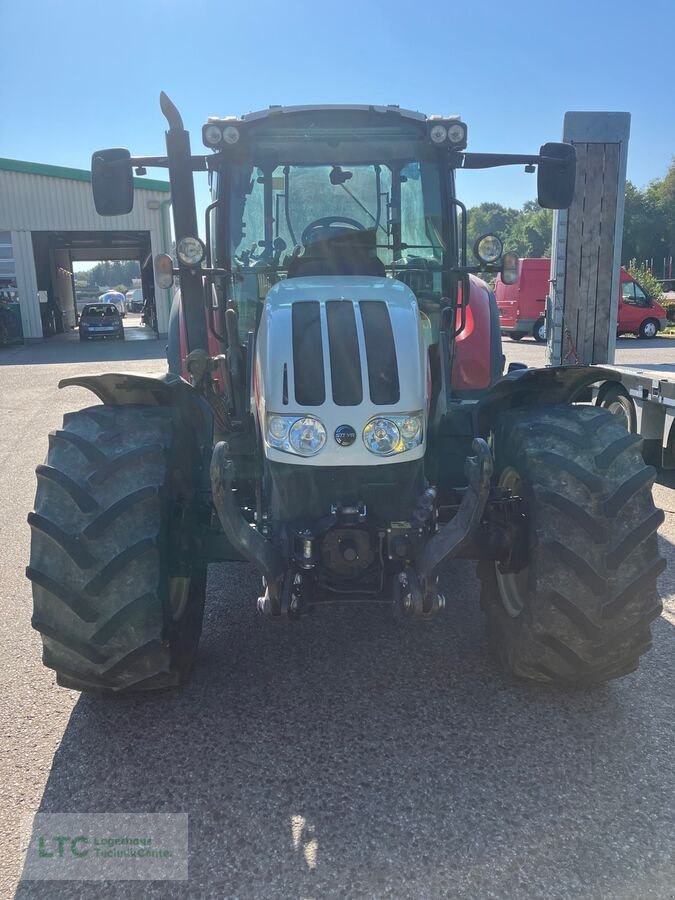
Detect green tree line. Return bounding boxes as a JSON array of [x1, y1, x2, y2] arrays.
[[76, 260, 141, 289], [466, 158, 675, 276]]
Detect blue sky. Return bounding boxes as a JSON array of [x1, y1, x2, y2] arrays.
[[2, 0, 673, 223]]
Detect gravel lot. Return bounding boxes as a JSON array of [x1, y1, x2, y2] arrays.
[[2, 334, 673, 899]]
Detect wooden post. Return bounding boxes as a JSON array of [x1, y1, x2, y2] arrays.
[[547, 112, 630, 366]]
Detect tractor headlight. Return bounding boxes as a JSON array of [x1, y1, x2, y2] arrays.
[[474, 233, 503, 265], [363, 413, 424, 456], [266, 414, 327, 457], [429, 124, 447, 144], [176, 236, 206, 267], [447, 121, 467, 147], [222, 125, 240, 145], [203, 124, 223, 147]]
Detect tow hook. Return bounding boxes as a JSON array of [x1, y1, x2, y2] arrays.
[[415, 438, 493, 583], [393, 568, 446, 620], [257, 571, 304, 622]]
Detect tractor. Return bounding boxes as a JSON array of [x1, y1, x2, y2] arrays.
[[27, 95, 664, 692]]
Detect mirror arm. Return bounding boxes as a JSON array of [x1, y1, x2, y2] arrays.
[[456, 152, 566, 170], [128, 155, 207, 171]]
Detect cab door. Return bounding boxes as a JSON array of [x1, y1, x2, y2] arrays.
[[619, 278, 645, 332]]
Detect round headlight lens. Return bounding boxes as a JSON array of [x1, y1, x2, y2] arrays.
[[204, 124, 223, 146], [447, 122, 467, 145], [289, 417, 327, 456], [222, 125, 240, 145], [176, 236, 206, 267], [474, 233, 503, 265], [429, 124, 447, 144], [399, 416, 421, 440], [268, 416, 289, 441], [363, 417, 402, 455]]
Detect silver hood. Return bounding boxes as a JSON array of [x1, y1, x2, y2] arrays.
[[254, 276, 428, 467]]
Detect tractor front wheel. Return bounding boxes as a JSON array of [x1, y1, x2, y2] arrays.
[[480, 404, 664, 685], [27, 404, 206, 692]]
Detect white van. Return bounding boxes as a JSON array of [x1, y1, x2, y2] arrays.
[[98, 291, 126, 318]]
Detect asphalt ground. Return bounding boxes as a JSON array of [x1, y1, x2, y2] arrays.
[[502, 332, 675, 373], [1, 333, 674, 899]]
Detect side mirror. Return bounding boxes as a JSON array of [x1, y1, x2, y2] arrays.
[[537, 142, 576, 209], [91, 149, 134, 215]]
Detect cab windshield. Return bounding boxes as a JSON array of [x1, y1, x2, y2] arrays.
[[222, 158, 447, 334]]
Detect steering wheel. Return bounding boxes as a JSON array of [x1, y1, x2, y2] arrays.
[[301, 216, 366, 246]]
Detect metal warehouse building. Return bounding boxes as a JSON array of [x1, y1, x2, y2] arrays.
[[0, 158, 173, 341]]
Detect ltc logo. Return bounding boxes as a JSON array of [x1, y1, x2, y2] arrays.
[[39, 835, 89, 858], [334, 424, 356, 447]]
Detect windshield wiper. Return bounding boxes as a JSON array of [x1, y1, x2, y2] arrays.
[[337, 170, 389, 238]]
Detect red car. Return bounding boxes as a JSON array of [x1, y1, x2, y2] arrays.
[[496, 259, 668, 341]]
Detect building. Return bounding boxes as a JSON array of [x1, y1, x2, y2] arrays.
[[0, 158, 173, 341]]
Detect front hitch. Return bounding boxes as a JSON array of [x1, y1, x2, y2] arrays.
[[415, 438, 493, 586]]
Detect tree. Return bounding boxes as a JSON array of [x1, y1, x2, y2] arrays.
[[626, 259, 663, 300], [79, 260, 141, 290], [466, 202, 519, 258], [466, 200, 552, 261], [504, 201, 553, 258], [621, 160, 675, 275]]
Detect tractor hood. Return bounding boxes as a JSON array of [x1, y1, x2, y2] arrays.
[[254, 276, 428, 466]]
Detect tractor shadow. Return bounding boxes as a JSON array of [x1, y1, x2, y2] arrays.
[[0, 331, 165, 368], [16, 555, 675, 899]]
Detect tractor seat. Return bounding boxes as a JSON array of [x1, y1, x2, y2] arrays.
[[287, 251, 385, 278]]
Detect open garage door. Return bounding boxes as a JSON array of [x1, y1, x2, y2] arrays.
[[31, 231, 158, 337]]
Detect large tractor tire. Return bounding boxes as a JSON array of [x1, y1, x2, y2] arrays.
[[480, 404, 665, 685], [27, 405, 206, 692]]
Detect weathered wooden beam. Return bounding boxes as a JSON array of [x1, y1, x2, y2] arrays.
[[547, 113, 630, 366]]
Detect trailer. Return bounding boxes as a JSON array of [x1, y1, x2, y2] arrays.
[[596, 368, 675, 469]]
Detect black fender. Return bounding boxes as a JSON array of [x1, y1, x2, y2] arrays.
[[474, 364, 620, 435], [58, 371, 213, 450]]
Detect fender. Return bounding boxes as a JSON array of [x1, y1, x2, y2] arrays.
[[474, 364, 619, 435], [451, 277, 503, 394], [58, 372, 213, 447]]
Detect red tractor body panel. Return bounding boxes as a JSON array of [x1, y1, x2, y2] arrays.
[[452, 276, 497, 391]]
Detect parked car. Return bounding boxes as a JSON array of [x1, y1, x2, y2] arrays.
[[78, 304, 125, 341], [495, 259, 668, 341], [98, 290, 126, 318], [125, 289, 145, 313]]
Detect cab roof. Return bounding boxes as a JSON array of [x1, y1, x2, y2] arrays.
[[208, 105, 459, 125]]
